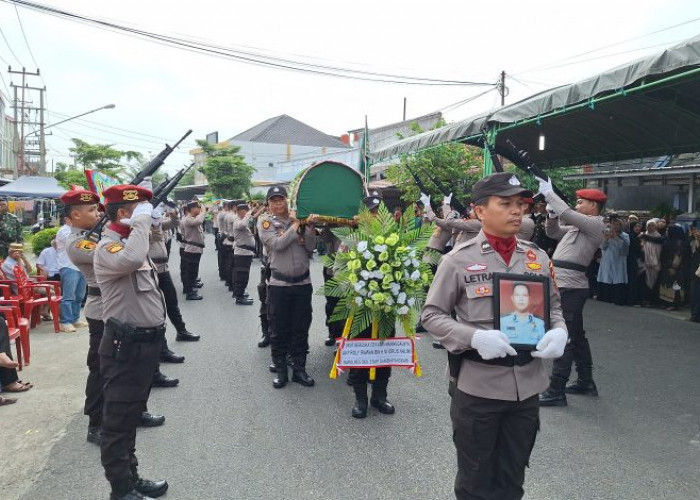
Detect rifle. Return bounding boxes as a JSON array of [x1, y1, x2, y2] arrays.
[[84, 129, 193, 241], [151, 163, 194, 207], [151, 176, 171, 200], [421, 170, 468, 216], [503, 139, 570, 203]]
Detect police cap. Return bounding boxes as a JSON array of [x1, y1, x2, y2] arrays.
[[472, 173, 532, 202]]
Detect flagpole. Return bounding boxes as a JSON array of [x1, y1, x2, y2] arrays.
[[364, 115, 369, 184]]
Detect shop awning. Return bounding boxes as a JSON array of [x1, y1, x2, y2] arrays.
[[0, 176, 66, 198]]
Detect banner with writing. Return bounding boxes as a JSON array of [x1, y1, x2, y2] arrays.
[[336, 337, 416, 370]]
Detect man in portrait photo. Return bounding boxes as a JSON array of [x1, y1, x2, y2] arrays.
[[500, 282, 546, 346]]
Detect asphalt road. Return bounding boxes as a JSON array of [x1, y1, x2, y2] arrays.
[[16, 236, 700, 499]]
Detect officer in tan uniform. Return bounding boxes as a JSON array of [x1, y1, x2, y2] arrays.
[[93, 185, 168, 500], [517, 198, 536, 241], [536, 180, 606, 406], [421, 173, 567, 500], [222, 201, 237, 291], [216, 201, 229, 280], [232, 201, 263, 305], [258, 185, 318, 389], [180, 200, 206, 300]]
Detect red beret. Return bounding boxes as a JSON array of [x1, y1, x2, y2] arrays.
[[576, 189, 607, 203], [102, 185, 153, 205], [60, 189, 100, 206]]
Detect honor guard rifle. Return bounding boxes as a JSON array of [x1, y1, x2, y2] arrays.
[[503, 139, 570, 203], [481, 126, 505, 173], [84, 129, 193, 241], [150, 163, 194, 207], [421, 170, 468, 216]]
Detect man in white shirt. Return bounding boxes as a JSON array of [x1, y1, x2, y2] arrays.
[[56, 223, 87, 332], [35, 238, 60, 281]]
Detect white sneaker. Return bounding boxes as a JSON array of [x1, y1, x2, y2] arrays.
[[59, 323, 77, 333], [73, 320, 89, 328]]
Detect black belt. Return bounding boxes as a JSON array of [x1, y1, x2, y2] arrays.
[[271, 269, 310, 283], [552, 259, 588, 273], [183, 240, 205, 248], [151, 257, 169, 264], [235, 244, 256, 253], [427, 246, 445, 255], [87, 286, 101, 297], [462, 349, 533, 367], [129, 325, 166, 343]]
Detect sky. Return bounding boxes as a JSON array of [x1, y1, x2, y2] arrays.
[[0, 0, 699, 176]]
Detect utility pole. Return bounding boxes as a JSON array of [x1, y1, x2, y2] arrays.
[[499, 70, 507, 106], [403, 97, 407, 121], [9, 67, 45, 177]]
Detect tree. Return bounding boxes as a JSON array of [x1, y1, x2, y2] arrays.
[[54, 162, 89, 190], [196, 139, 255, 198], [68, 138, 143, 180]]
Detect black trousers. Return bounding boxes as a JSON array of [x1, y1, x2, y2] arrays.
[[267, 284, 312, 363], [85, 317, 105, 427], [551, 288, 593, 383], [179, 247, 186, 288], [0, 317, 18, 388], [182, 251, 202, 293], [232, 254, 253, 298], [451, 390, 539, 500], [257, 265, 270, 337], [221, 245, 233, 286], [99, 329, 162, 484], [213, 228, 220, 251], [322, 267, 344, 340], [157, 271, 186, 332]]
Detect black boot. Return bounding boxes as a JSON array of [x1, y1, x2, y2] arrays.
[[269, 361, 277, 373], [176, 328, 200, 341], [109, 478, 148, 500], [324, 337, 336, 347], [566, 364, 598, 396], [258, 334, 270, 348], [86, 426, 102, 445], [160, 349, 185, 363], [152, 371, 179, 388], [351, 383, 368, 418], [539, 375, 568, 406], [273, 358, 288, 389], [235, 295, 254, 305], [290, 356, 315, 387], [370, 378, 395, 414], [138, 411, 165, 427], [133, 477, 168, 498], [185, 291, 203, 301]]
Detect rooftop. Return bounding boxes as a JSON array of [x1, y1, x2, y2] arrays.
[[228, 114, 349, 149]]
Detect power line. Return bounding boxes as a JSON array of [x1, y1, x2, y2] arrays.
[[13, 2, 41, 71], [0, 24, 22, 65], [4, 0, 495, 87]]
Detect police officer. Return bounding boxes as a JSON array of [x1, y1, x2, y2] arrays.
[[517, 198, 536, 241], [217, 201, 229, 280], [94, 185, 168, 500], [222, 201, 236, 291], [232, 201, 263, 305], [180, 200, 206, 300], [256, 202, 273, 349], [258, 185, 318, 388], [149, 205, 200, 343], [320, 226, 343, 347], [0, 198, 23, 259], [421, 172, 567, 500], [536, 180, 606, 406]]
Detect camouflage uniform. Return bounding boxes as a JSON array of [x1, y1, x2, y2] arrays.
[[0, 212, 23, 259]]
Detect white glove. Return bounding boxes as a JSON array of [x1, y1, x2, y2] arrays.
[[536, 176, 554, 196], [151, 204, 164, 226], [138, 176, 153, 191], [443, 192, 452, 206], [419, 192, 431, 207], [120, 201, 153, 227], [531, 327, 567, 359], [546, 203, 558, 219], [470, 330, 517, 360]]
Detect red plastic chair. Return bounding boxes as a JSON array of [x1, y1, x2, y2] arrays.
[[0, 299, 30, 367], [0, 304, 25, 370], [0, 265, 61, 333]]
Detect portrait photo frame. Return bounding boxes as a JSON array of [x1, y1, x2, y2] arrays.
[[493, 272, 551, 350]]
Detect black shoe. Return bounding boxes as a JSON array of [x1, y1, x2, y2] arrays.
[[138, 411, 165, 427], [272, 366, 289, 389], [370, 398, 395, 414], [565, 379, 599, 396], [292, 370, 315, 387], [352, 399, 368, 418], [110, 490, 153, 500], [160, 350, 185, 363], [152, 372, 179, 388], [324, 337, 336, 347], [176, 330, 200, 341], [258, 336, 270, 348], [539, 388, 568, 406], [134, 478, 168, 498], [269, 362, 277, 373], [86, 426, 102, 445], [432, 341, 446, 349], [235, 296, 254, 305], [185, 292, 203, 301]]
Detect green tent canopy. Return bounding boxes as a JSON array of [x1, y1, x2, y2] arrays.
[[293, 161, 366, 219]]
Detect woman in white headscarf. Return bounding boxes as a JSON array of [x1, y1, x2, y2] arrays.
[[640, 219, 664, 306]]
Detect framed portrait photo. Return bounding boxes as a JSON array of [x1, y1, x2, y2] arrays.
[[493, 273, 551, 351]]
